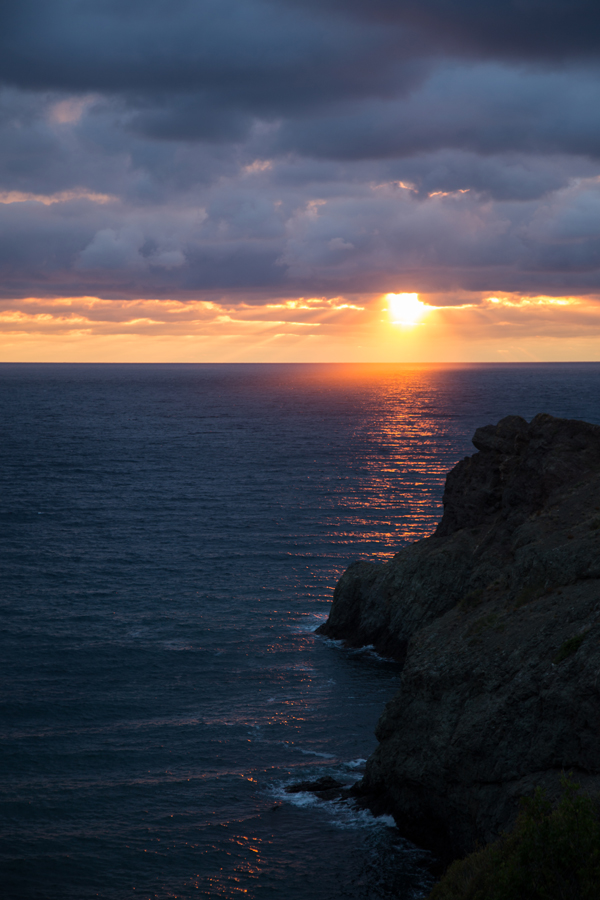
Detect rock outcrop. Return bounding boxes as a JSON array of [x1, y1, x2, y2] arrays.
[[317, 413, 600, 860]]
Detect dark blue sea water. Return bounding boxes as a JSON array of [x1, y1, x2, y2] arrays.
[[2, 362, 600, 900]]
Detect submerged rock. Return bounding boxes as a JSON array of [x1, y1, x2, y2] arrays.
[[317, 413, 600, 859], [284, 775, 352, 801], [285, 775, 345, 794]]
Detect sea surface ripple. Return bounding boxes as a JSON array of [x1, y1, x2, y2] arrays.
[[2, 362, 600, 900]]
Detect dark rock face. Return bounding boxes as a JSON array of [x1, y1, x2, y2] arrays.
[[317, 414, 600, 859]]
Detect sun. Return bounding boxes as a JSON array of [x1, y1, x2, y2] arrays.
[[386, 293, 429, 326]]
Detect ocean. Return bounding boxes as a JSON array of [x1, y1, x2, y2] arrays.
[[2, 362, 600, 900]]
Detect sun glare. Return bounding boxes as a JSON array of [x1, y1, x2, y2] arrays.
[[386, 293, 429, 326]]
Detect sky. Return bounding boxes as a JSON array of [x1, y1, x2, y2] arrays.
[[1, 0, 600, 362]]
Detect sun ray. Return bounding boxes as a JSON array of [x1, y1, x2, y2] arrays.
[[386, 293, 431, 327]]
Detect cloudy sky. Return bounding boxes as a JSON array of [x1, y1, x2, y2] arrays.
[[2, 0, 600, 361]]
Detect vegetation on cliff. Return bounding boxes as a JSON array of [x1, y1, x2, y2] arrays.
[[426, 779, 600, 900]]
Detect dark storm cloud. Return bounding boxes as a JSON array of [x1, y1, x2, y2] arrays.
[[2, 0, 599, 101], [273, 65, 600, 161], [0, 0, 600, 302], [0, 0, 421, 109], [1, 0, 599, 171], [1, 1, 600, 160], [284, 0, 600, 61]]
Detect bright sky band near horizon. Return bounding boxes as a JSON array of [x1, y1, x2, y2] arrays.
[[2, 1, 600, 362]]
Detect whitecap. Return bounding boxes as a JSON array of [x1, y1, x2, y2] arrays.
[[282, 791, 321, 809], [296, 748, 336, 758], [319, 635, 400, 663], [270, 776, 400, 833], [288, 611, 329, 632], [344, 758, 366, 769]]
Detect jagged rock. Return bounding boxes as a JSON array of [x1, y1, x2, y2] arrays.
[[284, 776, 351, 801], [317, 414, 600, 859], [285, 776, 345, 794]]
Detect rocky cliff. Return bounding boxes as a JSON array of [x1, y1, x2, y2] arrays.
[[317, 413, 600, 860]]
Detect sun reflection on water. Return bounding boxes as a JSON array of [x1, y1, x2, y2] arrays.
[[303, 364, 468, 557]]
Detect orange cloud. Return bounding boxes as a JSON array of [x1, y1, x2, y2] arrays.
[[1, 291, 600, 362], [0, 190, 116, 205]]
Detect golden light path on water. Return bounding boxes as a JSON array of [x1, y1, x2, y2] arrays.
[[294, 364, 464, 562]]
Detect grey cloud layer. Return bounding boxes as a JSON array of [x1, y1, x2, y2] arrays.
[[274, 65, 600, 160], [0, 0, 599, 300], [2, 144, 600, 299]]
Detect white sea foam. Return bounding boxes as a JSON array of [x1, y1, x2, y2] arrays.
[[296, 748, 336, 758], [331, 806, 398, 831], [321, 637, 345, 649], [271, 779, 399, 832], [348, 644, 399, 662], [319, 635, 399, 663], [283, 791, 321, 809], [345, 758, 366, 769], [289, 612, 329, 633]]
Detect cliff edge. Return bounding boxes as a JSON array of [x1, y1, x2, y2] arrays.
[[317, 413, 600, 859]]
